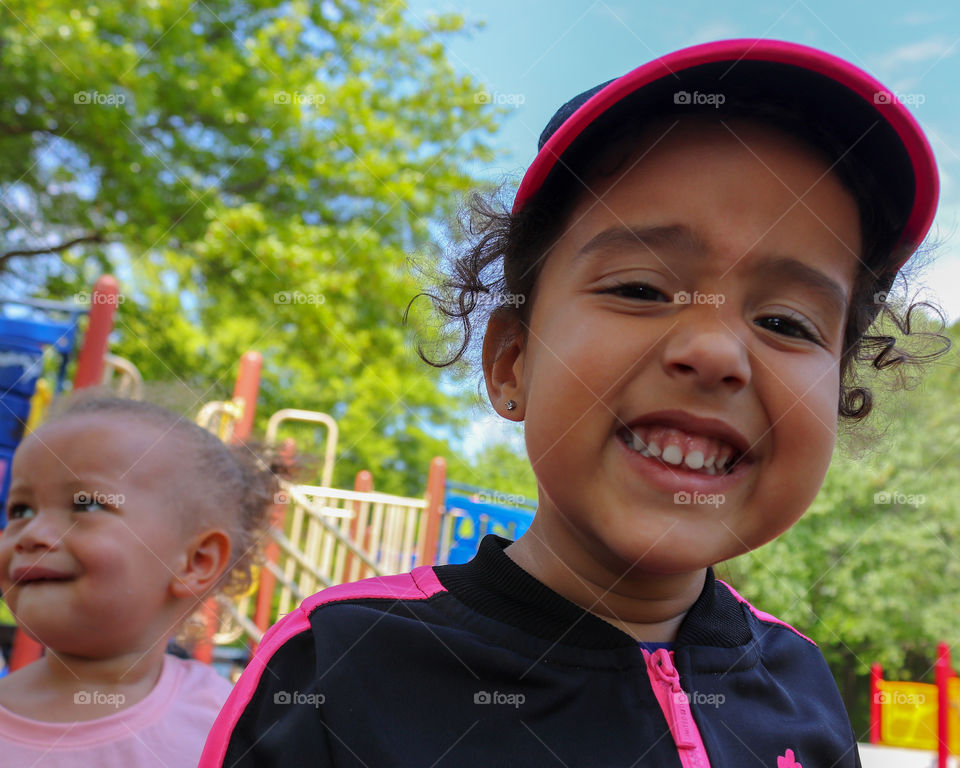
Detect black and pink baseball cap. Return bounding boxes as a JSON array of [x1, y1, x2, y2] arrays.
[[513, 39, 938, 266]]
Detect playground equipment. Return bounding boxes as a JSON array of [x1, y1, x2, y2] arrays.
[[1, 281, 536, 670], [441, 480, 536, 564], [199, 387, 448, 650], [870, 643, 959, 767]]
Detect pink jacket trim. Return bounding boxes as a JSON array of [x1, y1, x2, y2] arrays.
[[717, 579, 816, 646], [197, 567, 446, 767]]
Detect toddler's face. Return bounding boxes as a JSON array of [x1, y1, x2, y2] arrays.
[[0, 414, 199, 657], [504, 120, 861, 575]]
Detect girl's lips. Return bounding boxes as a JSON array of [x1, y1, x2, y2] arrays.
[[11, 566, 74, 584], [616, 432, 753, 497]]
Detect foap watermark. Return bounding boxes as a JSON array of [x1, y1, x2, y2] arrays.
[[674, 491, 724, 508], [674, 90, 725, 108], [74, 491, 125, 507], [674, 690, 725, 709], [74, 90, 126, 107], [874, 491, 925, 508], [474, 690, 525, 708], [274, 91, 326, 107], [872, 689, 926, 706], [475, 491, 528, 506], [273, 690, 325, 707], [274, 490, 291, 505], [478, 291, 526, 310], [674, 290, 725, 306], [873, 291, 888, 305], [874, 90, 925, 107], [74, 690, 125, 708], [75, 290, 125, 306], [274, 290, 325, 306], [474, 91, 526, 107]]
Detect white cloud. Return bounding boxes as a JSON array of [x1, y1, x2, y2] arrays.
[[881, 37, 958, 68]]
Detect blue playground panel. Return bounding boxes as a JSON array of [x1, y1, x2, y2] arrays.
[[0, 303, 83, 526], [443, 493, 536, 564]]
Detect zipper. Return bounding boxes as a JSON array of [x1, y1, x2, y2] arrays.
[[643, 647, 712, 768]]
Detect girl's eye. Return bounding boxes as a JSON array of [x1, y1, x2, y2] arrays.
[[6, 503, 35, 521], [756, 315, 822, 344], [601, 281, 669, 302], [73, 495, 109, 512]]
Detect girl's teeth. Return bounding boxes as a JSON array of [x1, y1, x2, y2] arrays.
[[623, 429, 741, 476], [661, 444, 683, 465]]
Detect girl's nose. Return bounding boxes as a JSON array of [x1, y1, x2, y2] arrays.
[[661, 311, 751, 391], [13, 512, 67, 552]]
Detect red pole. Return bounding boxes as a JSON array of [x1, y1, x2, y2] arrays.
[[420, 457, 446, 566], [73, 275, 119, 389], [10, 276, 121, 671], [344, 470, 373, 581], [230, 351, 262, 443], [937, 642, 951, 768], [870, 663, 883, 744], [251, 440, 295, 652], [195, 352, 262, 665]]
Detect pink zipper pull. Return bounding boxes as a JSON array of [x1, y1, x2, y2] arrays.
[[649, 648, 697, 749]]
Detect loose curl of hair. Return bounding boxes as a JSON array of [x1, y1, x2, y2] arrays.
[[410, 101, 951, 425]]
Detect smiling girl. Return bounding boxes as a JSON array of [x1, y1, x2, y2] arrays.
[[201, 40, 949, 767], [0, 396, 274, 766]]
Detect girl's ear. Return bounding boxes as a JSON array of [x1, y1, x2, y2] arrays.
[[482, 307, 526, 420], [170, 528, 232, 600]]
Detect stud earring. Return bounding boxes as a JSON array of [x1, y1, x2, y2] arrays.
[[506, 400, 517, 411]]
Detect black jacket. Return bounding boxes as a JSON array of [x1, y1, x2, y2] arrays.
[[200, 535, 860, 767]]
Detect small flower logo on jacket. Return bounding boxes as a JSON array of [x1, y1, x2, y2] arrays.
[[777, 749, 802, 768]]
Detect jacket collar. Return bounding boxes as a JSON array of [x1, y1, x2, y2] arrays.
[[434, 535, 751, 650]]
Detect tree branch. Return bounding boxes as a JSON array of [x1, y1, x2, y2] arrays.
[[1, 233, 106, 267]]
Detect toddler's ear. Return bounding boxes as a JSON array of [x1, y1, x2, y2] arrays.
[[482, 307, 525, 420], [170, 528, 232, 600]]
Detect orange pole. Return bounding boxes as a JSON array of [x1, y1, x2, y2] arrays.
[[250, 439, 295, 653], [230, 351, 262, 443], [344, 470, 373, 581], [195, 352, 262, 664], [73, 275, 119, 389], [420, 457, 446, 566]]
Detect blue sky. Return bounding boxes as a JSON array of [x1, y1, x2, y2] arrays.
[[402, 0, 960, 458], [406, 0, 960, 317]]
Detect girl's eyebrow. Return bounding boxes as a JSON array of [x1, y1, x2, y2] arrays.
[[576, 224, 705, 261], [753, 256, 849, 318]]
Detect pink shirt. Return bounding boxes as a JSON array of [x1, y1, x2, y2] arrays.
[[0, 654, 233, 767]]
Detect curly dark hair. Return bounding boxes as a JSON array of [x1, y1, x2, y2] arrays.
[[48, 394, 277, 599], [410, 98, 951, 424]]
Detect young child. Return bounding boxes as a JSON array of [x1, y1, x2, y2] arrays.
[[0, 395, 274, 766], [200, 40, 947, 767]]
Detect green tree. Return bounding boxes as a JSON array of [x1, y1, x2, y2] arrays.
[[0, 0, 500, 495]]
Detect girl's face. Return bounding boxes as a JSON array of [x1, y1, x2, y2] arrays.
[[495, 120, 861, 576], [0, 414, 200, 657]]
